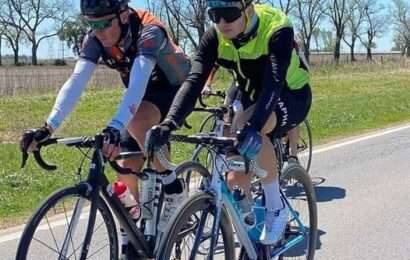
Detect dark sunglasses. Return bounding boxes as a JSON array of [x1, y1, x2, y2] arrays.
[[208, 7, 244, 23], [87, 16, 117, 30]]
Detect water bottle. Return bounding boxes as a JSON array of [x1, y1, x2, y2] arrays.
[[113, 181, 141, 221], [232, 186, 256, 229], [140, 170, 155, 220]]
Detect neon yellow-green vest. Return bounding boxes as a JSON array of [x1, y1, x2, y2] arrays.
[[216, 4, 309, 90]]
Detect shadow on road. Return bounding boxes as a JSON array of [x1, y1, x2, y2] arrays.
[[314, 186, 346, 203], [281, 228, 326, 257]]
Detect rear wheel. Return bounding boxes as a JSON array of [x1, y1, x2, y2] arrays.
[[16, 185, 118, 260], [278, 164, 317, 260]]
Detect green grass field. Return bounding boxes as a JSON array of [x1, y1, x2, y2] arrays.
[[1, 62, 410, 228]]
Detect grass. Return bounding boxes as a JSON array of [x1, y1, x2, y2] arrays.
[[1, 63, 410, 229]]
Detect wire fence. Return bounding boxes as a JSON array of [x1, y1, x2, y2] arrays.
[[0, 66, 122, 97], [0, 54, 409, 97]]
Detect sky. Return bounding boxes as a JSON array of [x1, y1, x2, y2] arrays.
[[1, 0, 396, 60]]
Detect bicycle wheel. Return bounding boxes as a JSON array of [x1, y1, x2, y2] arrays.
[[279, 163, 317, 260], [157, 192, 235, 260], [296, 120, 313, 174], [176, 161, 211, 195], [16, 185, 118, 260]]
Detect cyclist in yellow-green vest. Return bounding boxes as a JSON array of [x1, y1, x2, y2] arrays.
[[147, 0, 312, 245]]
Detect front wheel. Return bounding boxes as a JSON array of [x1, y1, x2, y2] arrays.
[[16, 185, 118, 260], [157, 192, 235, 260]]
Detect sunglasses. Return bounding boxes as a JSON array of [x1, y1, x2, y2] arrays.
[[87, 16, 117, 30], [208, 7, 244, 23]]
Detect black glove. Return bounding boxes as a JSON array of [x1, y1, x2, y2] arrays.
[[145, 120, 177, 152], [102, 126, 121, 146], [20, 125, 52, 152]]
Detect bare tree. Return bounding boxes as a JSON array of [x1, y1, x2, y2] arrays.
[[294, 0, 325, 62], [162, 0, 208, 50], [343, 0, 365, 61], [358, 0, 387, 61], [0, 0, 26, 65], [8, 0, 73, 65], [262, 0, 294, 14], [326, 0, 348, 63], [391, 0, 410, 57]]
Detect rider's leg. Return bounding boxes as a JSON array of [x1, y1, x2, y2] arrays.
[[287, 126, 299, 158]]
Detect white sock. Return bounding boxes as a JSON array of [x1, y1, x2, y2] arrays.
[[262, 180, 283, 211]]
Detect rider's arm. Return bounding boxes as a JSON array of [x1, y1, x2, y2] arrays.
[[166, 27, 219, 127], [247, 27, 294, 131], [108, 25, 165, 131], [46, 34, 102, 130], [46, 59, 97, 130], [108, 56, 156, 130], [205, 64, 220, 87]]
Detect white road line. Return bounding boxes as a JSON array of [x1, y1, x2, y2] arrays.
[[313, 123, 410, 155], [1, 122, 410, 244]]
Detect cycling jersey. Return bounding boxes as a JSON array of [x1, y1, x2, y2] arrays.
[[167, 4, 309, 132], [47, 8, 190, 131]]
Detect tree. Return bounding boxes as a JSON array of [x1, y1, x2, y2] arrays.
[[161, 0, 208, 50], [145, 0, 190, 50], [358, 0, 387, 61], [8, 0, 73, 65], [294, 0, 325, 62], [312, 28, 321, 53], [321, 29, 336, 52], [58, 15, 88, 57], [262, 0, 294, 14], [343, 0, 365, 62], [0, 0, 26, 65], [326, 0, 348, 63], [391, 0, 410, 57]]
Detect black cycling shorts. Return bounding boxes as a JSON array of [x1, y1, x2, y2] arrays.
[[121, 70, 180, 152], [226, 83, 312, 137]]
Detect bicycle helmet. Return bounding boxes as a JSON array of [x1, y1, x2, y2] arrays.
[[81, 0, 129, 17], [207, 0, 253, 9]]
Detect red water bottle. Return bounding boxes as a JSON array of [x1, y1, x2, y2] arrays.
[[113, 181, 141, 221]]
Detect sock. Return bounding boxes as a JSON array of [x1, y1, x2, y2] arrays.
[[159, 170, 183, 194], [262, 180, 283, 211]]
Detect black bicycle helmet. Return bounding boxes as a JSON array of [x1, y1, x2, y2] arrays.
[[81, 0, 128, 17], [207, 0, 253, 9]]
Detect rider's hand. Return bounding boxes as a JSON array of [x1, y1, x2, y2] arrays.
[[145, 120, 178, 152], [201, 84, 212, 98], [102, 126, 121, 161], [236, 124, 262, 160], [20, 124, 52, 153]]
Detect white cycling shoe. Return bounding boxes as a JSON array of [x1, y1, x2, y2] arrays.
[[260, 201, 289, 245]]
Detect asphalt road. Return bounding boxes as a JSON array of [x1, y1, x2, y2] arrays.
[[1, 124, 410, 260]]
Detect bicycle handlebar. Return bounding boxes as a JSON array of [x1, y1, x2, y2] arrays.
[[168, 133, 267, 178], [21, 134, 157, 180]]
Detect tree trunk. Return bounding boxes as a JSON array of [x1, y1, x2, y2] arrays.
[[407, 40, 410, 57], [14, 46, 19, 65], [350, 36, 356, 62], [334, 35, 341, 64], [366, 46, 372, 60], [32, 43, 37, 65], [0, 38, 2, 66]]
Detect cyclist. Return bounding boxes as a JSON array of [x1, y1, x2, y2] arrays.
[[19, 0, 190, 253], [147, 0, 311, 245]]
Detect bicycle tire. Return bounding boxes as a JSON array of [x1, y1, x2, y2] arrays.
[[298, 120, 313, 174], [157, 192, 235, 260], [279, 163, 317, 260], [175, 161, 211, 194], [16, 185, 119, 260]]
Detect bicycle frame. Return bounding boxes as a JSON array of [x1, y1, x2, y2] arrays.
[[59, 140, 156, 259], [194, 148, 310, 260]]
